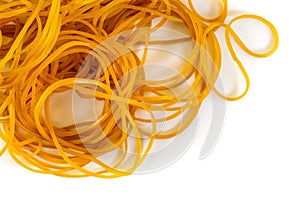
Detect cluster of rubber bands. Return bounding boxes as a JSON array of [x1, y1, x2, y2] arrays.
[[0, 0, 278, 178]]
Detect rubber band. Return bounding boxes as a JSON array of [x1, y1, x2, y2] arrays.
[[0, 0, 278, 178]]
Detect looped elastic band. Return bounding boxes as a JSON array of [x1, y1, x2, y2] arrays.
[[203, 14, 279, 101]]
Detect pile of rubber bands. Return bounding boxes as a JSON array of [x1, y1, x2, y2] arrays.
[[0, 0, 278, 178]]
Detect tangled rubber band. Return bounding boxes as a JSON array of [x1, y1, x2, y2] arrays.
[[0, 0, 278, 178]]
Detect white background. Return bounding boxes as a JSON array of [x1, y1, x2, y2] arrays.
[[1, 0, 299, 199]]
